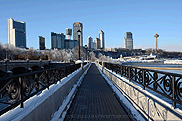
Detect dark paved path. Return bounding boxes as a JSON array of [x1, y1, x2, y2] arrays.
[[63, 64, 132, 121]]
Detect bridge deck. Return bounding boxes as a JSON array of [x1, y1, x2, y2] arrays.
[[63, 64, 132, 121]]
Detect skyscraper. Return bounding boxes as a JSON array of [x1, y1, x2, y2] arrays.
[[66, 28, 72, 39], [92, 42, 96, 50], [124, 32, 133, 49], [8, 18, 26, 48], [99, 30, 105, 49], [51, 32, 65, 49], [88, 36, 93, 50], [95, 37, 100, 49], [73, 22, 83, 46], [39, 36, 45, 50]]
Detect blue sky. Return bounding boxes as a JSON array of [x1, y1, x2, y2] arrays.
[[0, 0, 182, 51]]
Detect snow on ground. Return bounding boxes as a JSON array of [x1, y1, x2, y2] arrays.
[[164, 59, 182, 64], [0, 64, 90, 121], [75, 60, 83, 64], [95, 63, 145, 121], [51, 63, 91, 121], [112, 58, 162, 64]]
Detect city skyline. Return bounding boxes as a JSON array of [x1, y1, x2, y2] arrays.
[[0, 0, 181, 51]]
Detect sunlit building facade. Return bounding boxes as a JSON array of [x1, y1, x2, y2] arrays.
[[73, 22, 83, 46], [124, 32, 133, 49], [95, 37, 100, 49], [8, 18, 26, 48], [99, 30, 105, 49]]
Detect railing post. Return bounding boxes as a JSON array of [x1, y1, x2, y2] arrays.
[[172, 76, 176, 108], [102, 62, 105, 72], [5, 59, 9, 74], [125, 67, 126, 76], [19, 77, 24, 108], [81, 61, 83, 73], [120, 65, 122, 76], [39, 59, 42, 69], [46, 71, 49, 89], [129, 67, 131, 81], [142, 70, 145, 90], [116, 64, 117, 74], [112, 64, 113, 72], [26, 59, 30, 71], [135, 68, 137, 82]]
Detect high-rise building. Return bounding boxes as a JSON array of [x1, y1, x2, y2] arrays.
[[95, 37, 100, 49], [99, 30, 105, 49], [51, 32, 65, 49], [92, 42, 96, 50], [39, 36, 45, 50], [65, 39, 78, 49], [66, 28, 72, 39], [73, 22, 83, 46], [8, 18, 26, 48], [88, 36, 93, 50], [124, 32, 133, 49]]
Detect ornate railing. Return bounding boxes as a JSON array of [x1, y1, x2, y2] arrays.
[[104, 62, 182, 108], [0, 62, 86, 116]]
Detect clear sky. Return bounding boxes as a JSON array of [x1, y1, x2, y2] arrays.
[[0, 0, 181, 51]]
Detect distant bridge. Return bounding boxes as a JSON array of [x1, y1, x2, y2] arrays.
[[0, 59, 50, 75]]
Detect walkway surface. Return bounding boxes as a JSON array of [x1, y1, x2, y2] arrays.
[[63, 64, 132, 121]]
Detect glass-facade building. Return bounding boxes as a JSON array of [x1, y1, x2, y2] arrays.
[[51, 32, 78, 50], [8, 18, 26, 48], [124, 32, 133, 49], [39, 36, 45, 50], [88, 36, 93, 50], [73, 22, 83, 46], [95, 37, 100, 49], [51, 32, 65, 49], [65, 39, 78, 49]]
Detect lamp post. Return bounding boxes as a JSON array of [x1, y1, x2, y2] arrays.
[[77, 30, 81, 60], [85, 45, 87, 61]]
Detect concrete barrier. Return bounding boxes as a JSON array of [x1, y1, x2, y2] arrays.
[[0, 63, 90, 121], [96, 63, 182, 121]]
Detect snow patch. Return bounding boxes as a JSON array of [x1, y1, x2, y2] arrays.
[[164, 59, 182, 64]]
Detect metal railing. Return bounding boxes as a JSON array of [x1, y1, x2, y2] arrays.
[[0, 62, 86, 116], [104, 62, 182, 108]]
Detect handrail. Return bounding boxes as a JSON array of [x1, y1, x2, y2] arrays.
[[103, 62, 182, 108], [0, 62, 87, 116]]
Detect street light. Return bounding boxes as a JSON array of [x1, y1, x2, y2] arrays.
[[77, 30, 81, 60], [85, 45, 87, 61]]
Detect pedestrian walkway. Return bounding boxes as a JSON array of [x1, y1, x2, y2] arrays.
[[63, 64, 132, 121]]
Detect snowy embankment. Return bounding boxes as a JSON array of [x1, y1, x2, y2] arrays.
[[95, 63, 145, 121], [111, 58, 163, 64], [0, 64, 91, 121], [164, 60, 182, 64]]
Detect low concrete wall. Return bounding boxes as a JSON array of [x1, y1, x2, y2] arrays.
[[96, 63, 182, 121]]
